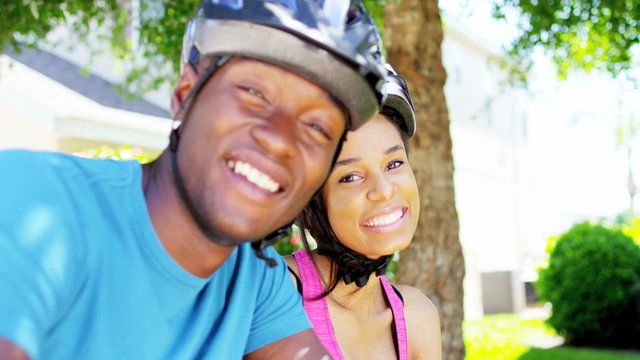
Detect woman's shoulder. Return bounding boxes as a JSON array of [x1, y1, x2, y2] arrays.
[[394, 284, 442, 360], [394, 284, 438, 319]]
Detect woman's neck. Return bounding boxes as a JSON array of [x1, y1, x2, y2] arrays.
[[310, 250, 388, 314]]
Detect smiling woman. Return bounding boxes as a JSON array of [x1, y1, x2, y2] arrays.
[[321, 116, 418, 259], [286, 67, 442, 360]]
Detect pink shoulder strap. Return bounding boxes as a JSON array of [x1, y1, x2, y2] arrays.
[[380, 276, 409, 360], [292, 250, 344, 360]]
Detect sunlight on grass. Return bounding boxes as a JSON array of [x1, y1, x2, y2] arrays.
[[464, 313, 555, 360], [519, 347, 640, 360], [464, 313, 640, 360]]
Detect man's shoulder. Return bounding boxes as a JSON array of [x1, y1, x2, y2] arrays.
[[0, 149, 138, 191], [219, 244, 288, 291], [0, 149, 141, 238]]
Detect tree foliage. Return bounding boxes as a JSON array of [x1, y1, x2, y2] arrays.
[[1, 0, 202, 96], [493, 0, 640, 79], [1, 0, 384, 96]]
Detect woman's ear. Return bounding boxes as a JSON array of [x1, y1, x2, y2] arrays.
[[171, 63, 199, 120]]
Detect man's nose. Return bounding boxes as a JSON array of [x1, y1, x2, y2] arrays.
[[250, 113, 296, 160]]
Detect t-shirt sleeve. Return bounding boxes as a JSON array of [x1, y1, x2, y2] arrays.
[[244, 247, 312, 354], [0, 151, 85, 359]]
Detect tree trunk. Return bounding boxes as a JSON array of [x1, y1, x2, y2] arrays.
[[383, 1, 465, 359]]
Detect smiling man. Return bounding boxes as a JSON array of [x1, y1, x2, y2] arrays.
[[0, 0, 387, 359]]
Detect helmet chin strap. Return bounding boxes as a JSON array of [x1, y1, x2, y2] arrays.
[[318, 244, 392, 287], [167, 55, 253, 248], [251, 222, 294, 267], [308, 175, 393, 287], [167, 55, 293, 264], [169, 127, 238, 247], [171, 128, 294, 265]]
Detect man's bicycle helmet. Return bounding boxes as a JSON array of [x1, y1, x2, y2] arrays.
[[179, 0, 387, 130]]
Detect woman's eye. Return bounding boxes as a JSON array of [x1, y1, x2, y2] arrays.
[[387, 160, 404, 171], [338, 174, 361, 183]]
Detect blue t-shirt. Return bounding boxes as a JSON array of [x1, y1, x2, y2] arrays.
[[0, 150, 311, 359]]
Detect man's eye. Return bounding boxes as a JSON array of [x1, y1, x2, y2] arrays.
[[238, 85, 269, 102], [308, 123, 332, 140], [240, 86, 264, 98], [339, 174, 361, 183], [387, 160, 404, 170]]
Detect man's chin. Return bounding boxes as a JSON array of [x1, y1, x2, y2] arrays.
[[205, 227, 269, 247]]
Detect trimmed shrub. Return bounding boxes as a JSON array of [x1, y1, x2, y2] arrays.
[[536, 222, 640, 348]]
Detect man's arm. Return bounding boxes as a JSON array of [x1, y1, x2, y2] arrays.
[[0, 152, 86, 360], [244, 329, 330, 360], [242, 248, 327, 358], [0, 338, 30, 360]]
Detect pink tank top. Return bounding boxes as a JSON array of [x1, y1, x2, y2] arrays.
[[292, 249, 408, 360]]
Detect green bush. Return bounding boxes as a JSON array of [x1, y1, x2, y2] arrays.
[[536, 222, 640, 348]]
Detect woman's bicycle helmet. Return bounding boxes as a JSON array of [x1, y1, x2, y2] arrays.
[[180, 0, 388, 129], [382, 64, 416, 138]]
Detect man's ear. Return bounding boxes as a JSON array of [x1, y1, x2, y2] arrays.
[[171, 63, 199, 120]]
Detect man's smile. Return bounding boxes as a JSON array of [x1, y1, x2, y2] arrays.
[[227, 159, 282, 193]]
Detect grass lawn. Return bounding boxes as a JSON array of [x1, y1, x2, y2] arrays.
[[464, 313, 640, 360]]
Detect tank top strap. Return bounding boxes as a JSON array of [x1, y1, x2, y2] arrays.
[[292, 249, 344, 360], [292, 249, 324, 298], [380, 275, 408, 360]]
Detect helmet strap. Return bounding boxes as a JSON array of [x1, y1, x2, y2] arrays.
[[168, 55, 243, 248], [317, 242, 392, 287], [169, 54, 292, 264], [251, 222, 294, 268]]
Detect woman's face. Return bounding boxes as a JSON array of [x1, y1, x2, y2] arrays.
[[322, 114, 420, 259]]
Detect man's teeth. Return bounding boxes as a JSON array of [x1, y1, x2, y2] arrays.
[[363, 209, 403, 227], [227, 160, 280, 193]]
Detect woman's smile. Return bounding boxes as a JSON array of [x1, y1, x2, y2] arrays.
[[361, 207, 408, 233]]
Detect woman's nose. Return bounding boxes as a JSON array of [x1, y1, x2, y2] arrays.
[[367, 173, 395, 202]]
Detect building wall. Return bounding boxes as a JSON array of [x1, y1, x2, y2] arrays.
[[0, 54, 171, 155], [442, 24, 532, 319]]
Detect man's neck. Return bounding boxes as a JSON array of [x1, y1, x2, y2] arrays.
[[142, 152, 235, 278]]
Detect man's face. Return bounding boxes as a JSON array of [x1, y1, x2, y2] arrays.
[[175, 58, 347, 244]]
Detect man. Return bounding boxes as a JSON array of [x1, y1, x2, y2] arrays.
[[0, 0, 386, 358]]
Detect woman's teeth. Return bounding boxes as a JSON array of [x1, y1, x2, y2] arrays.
[[362, 209, 403, 227], [228, 160, 280, 193]]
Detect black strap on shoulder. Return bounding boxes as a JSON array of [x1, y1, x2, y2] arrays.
[[288, 265, 303, 295], [391, 284, 405, 305]]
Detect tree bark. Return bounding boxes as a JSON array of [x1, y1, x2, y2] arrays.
[[383, 1, 466, 359]]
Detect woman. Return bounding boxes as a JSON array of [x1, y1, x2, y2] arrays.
[[286, 67, 442, 360]]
